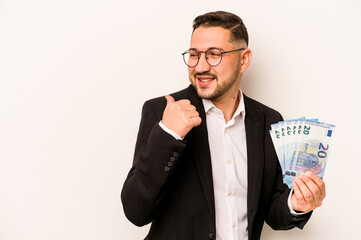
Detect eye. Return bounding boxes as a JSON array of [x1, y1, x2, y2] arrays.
[[189, 51, 198, 58], [207, 49, 222, 58]]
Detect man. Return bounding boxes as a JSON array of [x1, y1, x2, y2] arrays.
[[121, 11, 325, 240]]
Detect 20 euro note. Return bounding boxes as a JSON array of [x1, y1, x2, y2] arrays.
[[270, 118, 299, 173], [270, 118, 335, 188], [270, 118, 306, 176]]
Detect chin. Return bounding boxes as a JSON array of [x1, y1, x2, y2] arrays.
[[190, 79, 218, 100], [196, 89, 217, 100]]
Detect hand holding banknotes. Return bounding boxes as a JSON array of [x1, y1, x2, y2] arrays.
[[269, 117, 334, 212], [291, 171, 326, 212]]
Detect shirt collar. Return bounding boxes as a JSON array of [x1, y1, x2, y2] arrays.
[[202, 90, 245, 119]]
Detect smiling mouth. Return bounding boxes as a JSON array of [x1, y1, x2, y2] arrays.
[[195, 74, 217, 83], [197, 78, 214, 82]]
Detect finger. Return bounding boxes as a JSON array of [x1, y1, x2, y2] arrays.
[[306, 171, 326, 198], [175, 99, 196, 111], [295, 174, 315, 204], [292, 179, 306, 206], [165, 95, 175, 104], [190, 116, 202, 127], [184, 110, 199, 118], [299, 173, 324, 206], [299, 173, 319, 193], [184, 104, 197, 111], [177, 99, 191, 105], [306, 174, 326, 207]]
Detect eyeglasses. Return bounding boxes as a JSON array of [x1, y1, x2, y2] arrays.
[[182, 47, 245, 67]]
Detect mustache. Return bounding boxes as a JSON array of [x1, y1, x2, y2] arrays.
[[194, 72, 217, 79]]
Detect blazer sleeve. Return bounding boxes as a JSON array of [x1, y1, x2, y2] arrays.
[[121, 100, 187, 226], [265, 159, 312, 230]]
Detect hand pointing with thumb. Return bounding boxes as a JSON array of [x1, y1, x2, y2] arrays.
[[162, 95, 202, 138]]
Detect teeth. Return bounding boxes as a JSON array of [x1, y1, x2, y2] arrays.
[[199, 78, 213, 82]]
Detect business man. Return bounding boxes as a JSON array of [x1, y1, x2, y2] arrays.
[[121, 11, 325, 240]]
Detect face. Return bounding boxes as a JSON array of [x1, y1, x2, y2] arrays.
[[188, 26, 244, 100]]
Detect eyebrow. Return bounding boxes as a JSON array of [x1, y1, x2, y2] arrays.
[[188, 47, 226, 52]]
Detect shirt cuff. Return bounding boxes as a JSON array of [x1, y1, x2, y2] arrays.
[[159, 121, 184, 140], [288, 188, 311, 216]]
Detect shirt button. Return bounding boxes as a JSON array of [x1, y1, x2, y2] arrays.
[[232, 222, 236, 228], [227, 159, 232, 164], [228, 191, 233, 196]]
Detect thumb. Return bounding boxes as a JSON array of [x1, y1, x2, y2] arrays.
[[165, 95, 175, 104]]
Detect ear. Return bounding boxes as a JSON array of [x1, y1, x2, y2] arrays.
[[240, 49, 252, 73]]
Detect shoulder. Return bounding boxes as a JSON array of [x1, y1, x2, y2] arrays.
[[243, 94, 283, 123]]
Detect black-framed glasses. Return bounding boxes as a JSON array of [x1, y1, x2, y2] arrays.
[[182, 47, 245, 67]]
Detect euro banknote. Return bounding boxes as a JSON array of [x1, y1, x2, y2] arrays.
[[269, 118, 335, 188]]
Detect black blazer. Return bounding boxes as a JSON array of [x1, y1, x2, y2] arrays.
[[121, 85, 311, 240]]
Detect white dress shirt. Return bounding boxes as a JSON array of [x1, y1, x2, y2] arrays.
[[202, 95, 248, 240]]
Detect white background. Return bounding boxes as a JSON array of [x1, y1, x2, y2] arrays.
[[1, 0, 360, 239]]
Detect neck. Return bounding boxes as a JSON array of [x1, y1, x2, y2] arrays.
[[212, 87, 240, 123]]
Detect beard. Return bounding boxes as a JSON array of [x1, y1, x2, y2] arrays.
[[189, 67, 240, 101]]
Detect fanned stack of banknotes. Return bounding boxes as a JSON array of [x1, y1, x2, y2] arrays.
[[270, 117, 335, 188]]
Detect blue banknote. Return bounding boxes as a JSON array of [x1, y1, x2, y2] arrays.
[[270, 118, 335, 188]]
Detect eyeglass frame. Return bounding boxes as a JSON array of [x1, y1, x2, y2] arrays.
[[181, 47, 245, 67]]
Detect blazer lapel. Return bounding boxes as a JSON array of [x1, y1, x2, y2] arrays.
[[244, 94, 265, 231], [184, 85, 215, 218]]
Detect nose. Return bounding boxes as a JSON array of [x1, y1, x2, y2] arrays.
[[194, 52, 211, 73]]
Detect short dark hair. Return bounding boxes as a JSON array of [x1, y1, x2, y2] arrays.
[[192, 11, 249, 45]]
